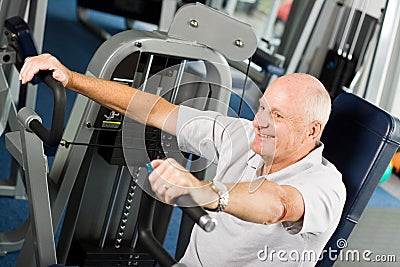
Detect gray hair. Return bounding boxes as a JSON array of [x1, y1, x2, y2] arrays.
[[282, 73, 331, 126], [303, 78, 331, 125]]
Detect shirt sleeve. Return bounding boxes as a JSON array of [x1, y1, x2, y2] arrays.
[[282, 169, 346, 235]]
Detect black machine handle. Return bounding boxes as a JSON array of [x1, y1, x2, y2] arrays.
[[137, 193, 215, 267], [5, 16, 67, 146], [175, 194, 216, 232], [28, 71, 66, 147], [138, 192, 179, 267], [138, 164, 216, 267], [145, 163, 216, 232]]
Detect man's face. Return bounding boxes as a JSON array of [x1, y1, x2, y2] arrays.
[[251, 80, 310, 170]]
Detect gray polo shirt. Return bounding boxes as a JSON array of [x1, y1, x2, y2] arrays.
[[176, 105, 346, 267]]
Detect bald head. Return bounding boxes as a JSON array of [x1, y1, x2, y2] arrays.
[[268, 73, 331, 126]]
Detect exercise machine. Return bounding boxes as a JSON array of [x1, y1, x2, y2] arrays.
[[280, 0, 400, 108], [0, 0, 48, 256], [76, 0, 208, 39], [7, 3, 257, 266]]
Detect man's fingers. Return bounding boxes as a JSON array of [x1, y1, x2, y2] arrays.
[[19, 54, 69, 86], [150, 159, 165, 169], [164, 185, 184, 205], [148, 160, 168, 194], [147, 158, 196, 205], [19, 55, 43, 84]]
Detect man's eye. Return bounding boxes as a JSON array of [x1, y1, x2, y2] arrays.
[[273, 112, 282, 118]]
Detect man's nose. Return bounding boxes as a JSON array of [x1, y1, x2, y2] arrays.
[[253, 112, 272, 128]]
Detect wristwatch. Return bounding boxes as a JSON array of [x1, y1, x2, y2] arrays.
[[210, 180, 229, 212]]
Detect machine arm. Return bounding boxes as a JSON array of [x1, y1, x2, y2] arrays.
[[5, 16, 67, 147], [26, 71, 66, 147]]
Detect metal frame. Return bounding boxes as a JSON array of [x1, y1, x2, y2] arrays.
[[19, 127, 57, 267], [364, 0, 400, 107], [284, 0, 326, 74], [0, 0, 48, 256], [54, 29, 233, 266]]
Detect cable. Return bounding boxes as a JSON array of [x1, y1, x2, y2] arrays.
[[60, 139, 168, 152], [237, 57, 252, 118]]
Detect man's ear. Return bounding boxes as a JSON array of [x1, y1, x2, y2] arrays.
[[306, 120, 323, 143]]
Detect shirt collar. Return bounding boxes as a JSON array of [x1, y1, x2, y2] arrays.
[[247, 142, 325, 178]]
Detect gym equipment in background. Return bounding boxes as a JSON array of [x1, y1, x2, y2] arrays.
[[6, 3, 257, 266], [0, 0, 48, 255]]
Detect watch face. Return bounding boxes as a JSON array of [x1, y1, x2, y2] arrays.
[[212, 180, 226, 193], [211, 180, 229, 212]]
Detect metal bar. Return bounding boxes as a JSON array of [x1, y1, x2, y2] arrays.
[[224, 0, 238, 16], [0, 68, 11, 135], [99, 165, 124, 248], [348, 0, 369, 60], [141, 54, 154, 91], [338, 0, 358, 56], [262, 0, 281, 40], [114, 170, 138, 248], [76, 7, 112, 40], [170, 60, 186, 103], [328, 2, 346, 50], [19, 129, 57, 266], [159, 0, 177, 32], [355, 19, 375, 71], [364, 0, 400, 104], [0, 219, 29, 254], [286, 0, 325, 74]]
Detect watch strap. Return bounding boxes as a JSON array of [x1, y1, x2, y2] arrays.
[[211, 180, 229, 212]]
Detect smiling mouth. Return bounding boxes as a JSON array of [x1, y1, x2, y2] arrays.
[[259, 133, 275, 139]]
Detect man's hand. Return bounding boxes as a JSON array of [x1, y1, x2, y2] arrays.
[[148, 159, 305, 223], [148, 158, 219, 208], [19, 53, 71, 87]]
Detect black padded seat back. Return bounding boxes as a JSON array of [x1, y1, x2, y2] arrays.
[[317, 92, 400, 266]]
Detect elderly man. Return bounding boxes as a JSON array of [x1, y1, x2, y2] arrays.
[[20, 53, 346, 266]]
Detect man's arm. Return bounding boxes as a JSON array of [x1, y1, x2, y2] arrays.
[[149, 159, 305, 225], [19, 54, 179, 135], [224, 181, 305, 224]]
